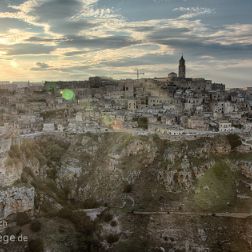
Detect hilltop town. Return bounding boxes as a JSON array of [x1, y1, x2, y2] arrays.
[[0, 57, 252, 252], [1, 57, 252, 140]]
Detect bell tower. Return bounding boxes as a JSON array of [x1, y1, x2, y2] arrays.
[[178, 55, 186, 78]]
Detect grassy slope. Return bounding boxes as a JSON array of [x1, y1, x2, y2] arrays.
[[194, 161, 236, 211]]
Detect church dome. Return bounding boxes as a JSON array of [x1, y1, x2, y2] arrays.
[[168, 72, 177, 78]]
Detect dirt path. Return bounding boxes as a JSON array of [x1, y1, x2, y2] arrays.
[[131, 210, 252, 219]]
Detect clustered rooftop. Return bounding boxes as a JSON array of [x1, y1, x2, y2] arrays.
[[0, 57, 252, 138]]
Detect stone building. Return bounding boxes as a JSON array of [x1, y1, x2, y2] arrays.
[[218, 121, 232, 132], [187, 116, 208, 131], [148, 96, 163, 108], [43, 123, 55, 132], [128, 99, 137, 111]]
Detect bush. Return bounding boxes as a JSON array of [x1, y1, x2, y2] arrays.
[[72, 212, 95, 235], [106, 234, 120, 244], [110, 220, 118, 227], [28, 238, 44, 252], [46, 167, 57, 180], [123, 184, 133, 193], [5, 226, 21, 236], [61, 184, 71, 199], [106, 239, 150, 252], [45, 143, 65, 162], [227, 134, 242, 150], [8, 145, 21, 159], [134, 117, 148, 129], [102, 212, 113, 223], [81, 198, 100, 209], [16, 212, 31, 226], [57, 207, 73, 219], [57, 208, 95, 235], [30, 220, 42, 232], [58, 225, 66, 233]]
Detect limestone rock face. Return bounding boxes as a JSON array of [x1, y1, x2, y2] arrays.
[[239, 161, 252, 179], [0, 137, 19, 187], [0, 132, 251, 251], [0, 138, 12, 154], [56, 133, 159, 204], [0, 156, 23, 187], [0, 186, 34, 219]]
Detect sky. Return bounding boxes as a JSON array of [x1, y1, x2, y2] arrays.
[[0, 0, 251, 88]]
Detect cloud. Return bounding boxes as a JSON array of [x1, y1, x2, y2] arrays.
[[105, 53, 177, 67], [25, 36, 59, 43], [50, 20, 96, 35], [58, 35, 140, 49], [0, 0, 51, 36], [30, 0, 83, 21], [208, 24, 252, 45], [26, 0, 116, 36], [144, 18, 252, 61], [31, 62, 50, 71], [155, 38, 252, 60], [64, 50, 91, 57], [148, 27, 190, 40], [0, 17, 41, 33], [0, 0, 26, 12], [173, 6, 215, 19], [0, 28, 37, 45], [6, 43, 55, 55]]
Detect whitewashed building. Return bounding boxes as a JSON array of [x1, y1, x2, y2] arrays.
[[218, 121, 232, 132]]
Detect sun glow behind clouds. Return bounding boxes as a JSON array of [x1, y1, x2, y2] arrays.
[[10, 60, 19, 68], [0, 29, 36, 45]]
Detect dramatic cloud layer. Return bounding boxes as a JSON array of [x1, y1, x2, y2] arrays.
[[0, 0, 251, 87]]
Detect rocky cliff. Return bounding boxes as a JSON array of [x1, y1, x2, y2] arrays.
[[1, 132, 252, 251]]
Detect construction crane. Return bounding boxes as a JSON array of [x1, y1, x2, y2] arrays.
[[136, 69, 144, 80]]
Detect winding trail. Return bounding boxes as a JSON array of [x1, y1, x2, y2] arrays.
[[131, 210, 252, 219], [242, 137, 252, 148]]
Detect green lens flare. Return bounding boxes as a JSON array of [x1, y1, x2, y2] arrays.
[[61, 89, 75, 101]]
